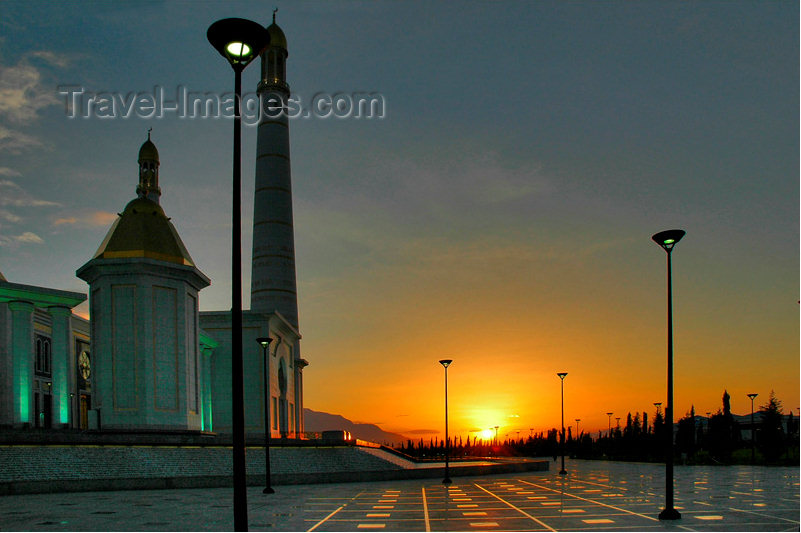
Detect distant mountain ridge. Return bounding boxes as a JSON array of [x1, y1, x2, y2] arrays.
[[304, 408, 406, 445]]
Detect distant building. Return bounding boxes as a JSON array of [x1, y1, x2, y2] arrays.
[[1, 17, 307, 437], [0, 275, 88, 429]]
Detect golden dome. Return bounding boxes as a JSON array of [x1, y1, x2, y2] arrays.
[[93, 197, 194, 266]]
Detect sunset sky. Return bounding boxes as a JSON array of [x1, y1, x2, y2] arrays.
[[1, 1, 797, 440]]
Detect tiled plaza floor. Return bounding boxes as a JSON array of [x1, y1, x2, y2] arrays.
[[0, 459, 797, 531]]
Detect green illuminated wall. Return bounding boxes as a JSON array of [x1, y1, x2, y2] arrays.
[[8, 301, 34, 424]]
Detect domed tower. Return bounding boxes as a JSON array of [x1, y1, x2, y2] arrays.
[[77, 133, 210, 432], [136, 130, 161, 203], [250, 12, 297, 327], [247, 12, 307, 437]]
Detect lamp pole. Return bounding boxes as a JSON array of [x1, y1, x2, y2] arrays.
[[557, 372, 568, 475], [69, 392, 75, 429], [207, 18, 269, 532], [439, 359, 453, 484], [575, 419, 581, 438], [652, 228, 685, 521], [606, 412, 613, 438], [747, 393, 758, 464], [257, 337, 274, 493]]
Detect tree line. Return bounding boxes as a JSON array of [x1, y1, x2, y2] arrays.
[[393, 390, 798, 465]]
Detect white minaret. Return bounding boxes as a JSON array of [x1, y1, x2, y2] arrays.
[[250, 14, 299, 330]]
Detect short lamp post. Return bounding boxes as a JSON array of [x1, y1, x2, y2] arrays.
[[606, 412, 613, 438], [652, 228, 685, 521], [575, 419, 581, 438], [257, 337, 274, 494], [69, 392, 75, 429], [557, 372, 568, 475], [207, 17, 270, 532], [747, 393, 758, 464], [439, 359, 453, 484]]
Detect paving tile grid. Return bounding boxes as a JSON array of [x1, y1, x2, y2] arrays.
[[0, 459, 797, 531]]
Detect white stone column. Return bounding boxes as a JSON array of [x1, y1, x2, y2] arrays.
[[8, 300, 34, 426], [48, 306, 72, 428]]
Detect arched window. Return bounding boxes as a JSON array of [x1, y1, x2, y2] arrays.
[[35, 338, 42, 373]]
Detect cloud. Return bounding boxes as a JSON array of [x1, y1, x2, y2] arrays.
[[14, 232, 43, 244], [0, 124, 43, 153], [0, 167, 21, 177], [0, 50, 69, 123], [0, 179, 60, 207], [404, 429, 440, 435], [0, 209, 22, 223], [52, 210, 117, 228]]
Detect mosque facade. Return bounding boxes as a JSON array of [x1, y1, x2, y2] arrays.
[[0, 18, 306, 437]]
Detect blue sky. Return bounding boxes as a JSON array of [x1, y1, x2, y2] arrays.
[[0, 1, 797, 436]]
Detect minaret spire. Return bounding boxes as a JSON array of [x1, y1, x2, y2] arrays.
[[251, 17, 297, 328], [137, 130, 161, 203]]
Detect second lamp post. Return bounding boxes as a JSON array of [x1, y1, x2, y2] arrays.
[[257, 337, 275, 494], [652, 228, 685, 521], [439, 359, 453, 484], [557, 372, 568, 475]]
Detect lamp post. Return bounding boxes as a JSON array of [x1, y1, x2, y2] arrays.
[[575, 419, 581, 438], [652, 228, 685, 521], [747, 393, 758, 464], [439, 359, 453, 484], [557, 372, 567, 475], [606, 412, 613, 438], [207, 18, 270, 532], [494, 425, 499, 445], [257, 337, 274, 494], [69, 392, 75, 429]]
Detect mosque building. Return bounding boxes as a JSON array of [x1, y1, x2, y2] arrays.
[[0, 16, 307, 437]]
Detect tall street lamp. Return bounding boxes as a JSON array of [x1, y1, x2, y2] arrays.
[[575, 419, 581, 438], [557, 372, 568, 475], [747, 393, 758, 464], [606, 412, 613, 438], [257, 337, 274, 494], [652, 228, 685, 521], [207, 18, 270, 532], [439, 359, 453, 484]]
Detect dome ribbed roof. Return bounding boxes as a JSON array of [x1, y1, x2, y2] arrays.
[[138, 138, 159, 163], [267, 22, 287, 52], [93, 197, 194, 266]]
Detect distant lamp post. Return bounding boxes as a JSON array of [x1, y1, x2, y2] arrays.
[[257, 337, 274, 494], [747, 393, 758, 464], [606, 412, 613, 438], [207, 17, 270, 532], [439, 359, 453, 484], [69, 392, 75, 429], [557, 372, 568, 475], [575, 419, 581, 438], [494, 425, 499, 445], [652, 228, 685, 521]]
